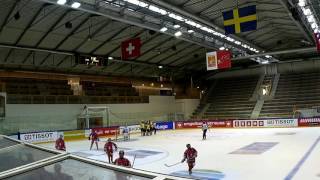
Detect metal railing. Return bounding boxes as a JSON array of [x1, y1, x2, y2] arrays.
[[7, 95, 149, 104]]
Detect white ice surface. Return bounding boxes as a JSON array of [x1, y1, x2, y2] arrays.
[[40, 128, 320, 180]]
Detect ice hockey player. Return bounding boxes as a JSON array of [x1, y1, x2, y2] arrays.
[[114, 150, 131, 167], [122, 126, 129, 141], [55, 135, 66, 151], [104, 138, 118, 163], [181, 144, 198, 175], [202, 122, 209, 140], [89, 131, 99, 150]]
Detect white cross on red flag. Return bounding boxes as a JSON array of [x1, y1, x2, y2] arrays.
[[121, 37, 141, 59], [314, 33, 320, 53]]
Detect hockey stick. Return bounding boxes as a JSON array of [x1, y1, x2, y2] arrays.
[[132, 155, 137, 168], [164, 162, 181, 167]]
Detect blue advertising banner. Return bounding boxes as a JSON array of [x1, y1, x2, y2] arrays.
[[155, 121, 174, 130]]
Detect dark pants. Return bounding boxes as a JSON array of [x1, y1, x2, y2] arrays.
[[203, 129, 207, 140]]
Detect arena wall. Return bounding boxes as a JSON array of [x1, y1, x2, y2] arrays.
[[1, 96, 199, 134], [210, 58, 320, 79]]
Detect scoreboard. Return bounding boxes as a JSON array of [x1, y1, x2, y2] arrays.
[[75, 54, 108, 66]]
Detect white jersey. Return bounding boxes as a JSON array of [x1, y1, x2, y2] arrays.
[[202, 124, 208, 131]]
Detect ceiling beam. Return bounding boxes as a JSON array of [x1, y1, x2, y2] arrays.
[[73, 19, 113, 51], [168, 47, 204, 66], [154, 44, 196, 64], [53, 14, 91, 50], [89, 25, 131, 54], [4, 3, 50, 63], [22, 9, 71, 64], [278, 0, 313, 43], [136, 36, 173, 60], [0, 0, 19, 33], [147, 0, 261, 50], [233, 47, 316, 60]]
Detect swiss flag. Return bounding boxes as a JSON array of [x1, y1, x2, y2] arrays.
[[121, 37, 141, 59], [315, 33, 320, 53], [217, 50, 232, 69]]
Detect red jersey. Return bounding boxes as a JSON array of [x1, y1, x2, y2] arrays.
[[114, 158, 131, 167], [104, 142, 117, 153], [184, 148, 197, 163], [89, 132, 98, 141], [55, 138, 66, 151]]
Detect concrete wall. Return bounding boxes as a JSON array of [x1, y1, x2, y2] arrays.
[[175, 99, 200, 119], [209, 59, 320, 79], [1, 96, 199, 134]]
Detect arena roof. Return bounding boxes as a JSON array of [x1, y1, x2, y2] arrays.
[[0, 0, 318, 79]]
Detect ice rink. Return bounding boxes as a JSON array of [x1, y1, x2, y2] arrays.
[[41, 128, 320, 180]]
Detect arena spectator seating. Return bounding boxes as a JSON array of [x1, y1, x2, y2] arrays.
[[81, 81, 138, 96], [259, 72, 320, 118], [4, 78, 72, 95], [2, 78, 146, 104], [196, 76, 259, 119]]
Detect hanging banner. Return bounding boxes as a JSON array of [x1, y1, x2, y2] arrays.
[[206, 51, 218, 71], [206, 51, 232, 71]]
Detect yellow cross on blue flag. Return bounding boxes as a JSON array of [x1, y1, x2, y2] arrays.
[[223, 5, 257, 34]]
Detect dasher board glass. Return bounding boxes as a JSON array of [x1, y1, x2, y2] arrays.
[[0, 137, 19, 149], [4, 159, 153, 180], [0, 145, 56, 173]]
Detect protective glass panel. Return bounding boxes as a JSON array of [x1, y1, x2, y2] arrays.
[[0, 137, 19, 149], [0, 145, 56, 172], [5, 159, 153, 180]]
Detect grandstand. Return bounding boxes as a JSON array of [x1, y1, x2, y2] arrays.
[[197, 76, 259, 119]]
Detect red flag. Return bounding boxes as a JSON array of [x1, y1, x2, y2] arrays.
[[315, 33, 320, 53], [217, 50, 232, 69], [121, 38, 141, 59]]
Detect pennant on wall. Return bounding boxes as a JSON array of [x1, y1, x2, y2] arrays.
[[206, 50, 232, 71]]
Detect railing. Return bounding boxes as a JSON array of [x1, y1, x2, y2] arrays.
[[7, 95, 149, 104]]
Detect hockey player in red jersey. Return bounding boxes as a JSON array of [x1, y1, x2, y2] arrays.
[[89, 131, 99, 150], [181, 144, 198, 175], [114, 150, 131, 167], [55, 135, 66, 151], [104, 138, 118, 163]]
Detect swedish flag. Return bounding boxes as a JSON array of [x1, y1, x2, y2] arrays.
[[223, 5, 257, 34]]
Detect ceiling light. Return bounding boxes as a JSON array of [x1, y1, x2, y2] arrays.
[[149, 5, 167, 15], [303, 8, 311, 16], [57, 0, 67, 5], [158, 65, 163, 69], [298, 1, 305, 7], [108, 57, 114, 60], [160, 27, 168, 32], [187, 29, 194, 33], [308, 15, 315, 23], [161, 84, 163, 88], [174, 31, 182, 37], [265, 55, 272, 58], [173, 24, 180, 29], [71, 2, 81, 8], [261, 61, 269, 64], [219, 47, 225, 50]]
